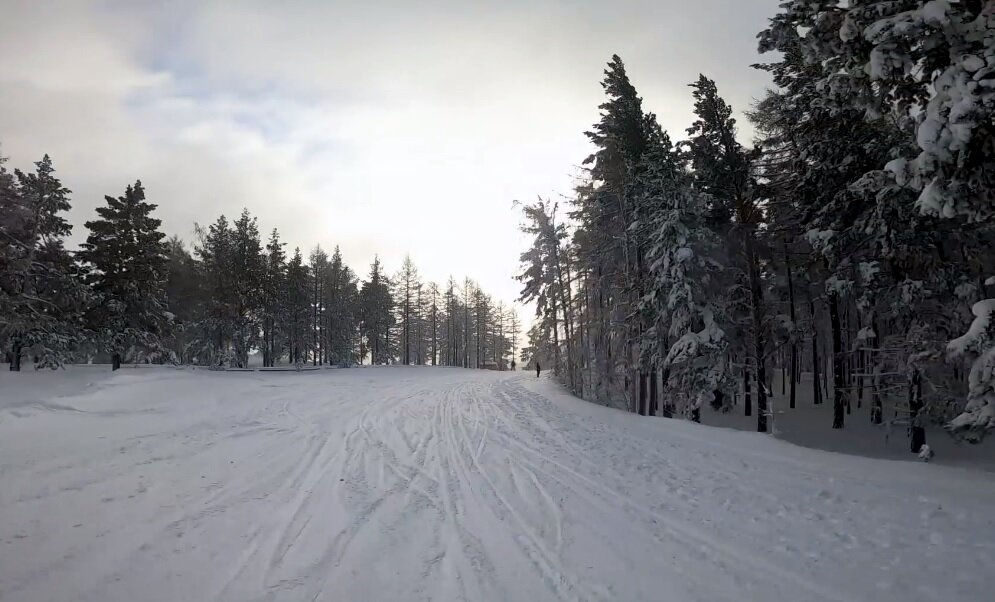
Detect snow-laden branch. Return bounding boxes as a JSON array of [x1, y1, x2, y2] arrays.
[[945, 299, 995, 441]]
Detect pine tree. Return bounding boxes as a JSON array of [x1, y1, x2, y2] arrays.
[[229, 210, 265, 367], [639, 133, 732, 420], [684, 75, 770, 431], [323, 246, 358, 367], [517, 200, 573, 384], [163, 236, 203, 363], [397, 255, 420, 365], [360, 257, 394, 365], [507, 308, 521, 371], [78, 181, 170, 369], [286, 247, 311, 368], [1, 154, 88, 370], [309, 246, 328, 365], [428, 282, 440, 366], [194, 215, 234, 367], [573, 55, 655, 405], [261, 229, 286, 367], [444, 277, 460, 366]]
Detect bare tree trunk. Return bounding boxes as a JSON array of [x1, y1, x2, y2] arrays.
[[844, 302, 852, 415], [784, 240, 798, 409], [649, 370, 658, 417], [661, 365, 674, 418], [9, 340, 22, 371], [431, 301, 437, 366], [746, 235, 768, 432], [809, 294, 823, 405], [909, 368, 926, 453], [829, 292, 846, 429], [857, 344, 864, 409], [744, 366, 752, 417], [312, 274, 319, 366], [638, 372, 648, 416], [871, 360, 883, 425]]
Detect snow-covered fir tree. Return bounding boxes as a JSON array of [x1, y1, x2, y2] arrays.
[[638, 132, 732, 422]]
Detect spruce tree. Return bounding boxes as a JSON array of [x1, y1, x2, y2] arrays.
[[1, 154, 87, 370], [78, 181, 170, 369]]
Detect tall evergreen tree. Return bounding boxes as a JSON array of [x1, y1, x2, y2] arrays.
[[360, 257, 394, 365], [639, 134, 732, 421], [194, 215, 234, 366], [261, 229, 286, 367], [397, 255, 420, 365], [1, 154, 87, 370], [684, 75, 770, 431], [78, 181, 169, 369], [163, 236, 203, 363], [286, 247, 312, 368], [573, 55, 654, 406]]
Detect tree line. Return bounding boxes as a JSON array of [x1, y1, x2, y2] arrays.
[[0, 158, 521, 371], [517, 1, 995, 445]]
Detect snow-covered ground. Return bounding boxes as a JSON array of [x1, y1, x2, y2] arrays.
[[705, 372, 995, 472], [1, 367, 993, 602]]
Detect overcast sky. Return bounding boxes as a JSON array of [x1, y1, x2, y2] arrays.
[[0, 0, 779, 320]]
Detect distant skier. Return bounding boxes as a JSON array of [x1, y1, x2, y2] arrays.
[[536, 362, 541, 378]]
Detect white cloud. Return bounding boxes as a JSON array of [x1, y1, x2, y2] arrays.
[[0, 0, 778, 329]]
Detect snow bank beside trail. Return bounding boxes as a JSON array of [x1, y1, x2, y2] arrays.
[[1, 367, 994, 602]]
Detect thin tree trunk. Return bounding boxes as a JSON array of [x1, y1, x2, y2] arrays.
[[809, 294, 822, 405], [829, 292, 846, 429], [649, 370, 658, 417], [857, 345, 864, 409], [746, 235, 768, 432], [909, 368, 926, 453], [638, 372, 647, 416], [661, 366, 674, 418], [744, 367, 752, 417], [10, 340, 22, 371], [784, 240, 798, 409], [844, 302, 852, 416], [871, 363, 883, 425], [552, 246, 575, 391]]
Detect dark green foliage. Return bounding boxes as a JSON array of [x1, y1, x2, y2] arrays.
[[78, 181, 170, 367]]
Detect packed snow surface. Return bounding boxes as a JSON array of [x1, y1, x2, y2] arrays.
[[1, 367, 993, 602]]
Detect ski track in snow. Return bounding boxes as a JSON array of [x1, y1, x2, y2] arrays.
[[1, 367, 993, 602]]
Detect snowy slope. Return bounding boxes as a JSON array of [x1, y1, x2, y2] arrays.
[[1, 367, 993, 602]]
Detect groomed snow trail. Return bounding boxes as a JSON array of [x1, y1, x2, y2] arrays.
[[1, 367, 993, 602]]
